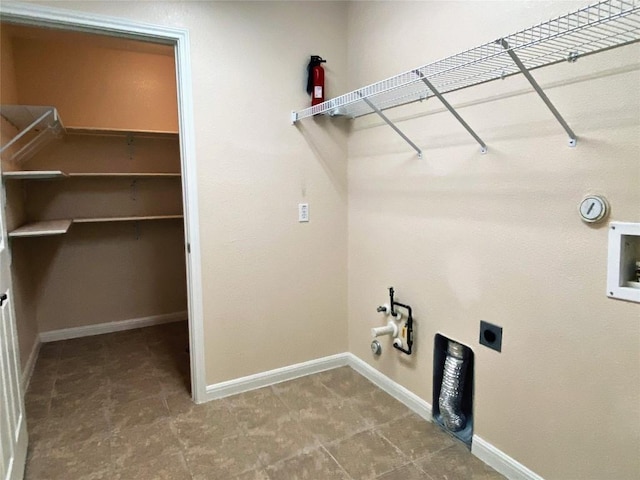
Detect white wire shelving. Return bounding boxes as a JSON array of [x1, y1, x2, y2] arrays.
[[291, 0, 640, 156], [0, 105, 65, 164], [0, 106, 179, 166]]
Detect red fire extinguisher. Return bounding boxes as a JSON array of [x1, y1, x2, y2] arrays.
[[307, 55, 327, 106]]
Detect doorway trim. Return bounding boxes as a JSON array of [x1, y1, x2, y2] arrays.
[[0, 1, 207, 403]]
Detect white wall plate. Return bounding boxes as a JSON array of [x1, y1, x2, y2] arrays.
[[607, 222, 640, 303]]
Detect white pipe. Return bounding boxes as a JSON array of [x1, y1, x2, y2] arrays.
[[371, 321, 398, 339]]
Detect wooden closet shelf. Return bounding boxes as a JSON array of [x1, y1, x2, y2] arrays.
[[67, 172, 181, 178], [9, 215, 183, 238], [3, 171, 181, 179], [2, 170, 67, 180], [73, 215, 183, 224], [9, 219, 72, 238], [65, 127, 178, 138]]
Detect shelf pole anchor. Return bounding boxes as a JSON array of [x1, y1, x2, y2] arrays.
[[414, 71, 487, 154], [499, 39, 577, 147], [357, 92, 423, 158]]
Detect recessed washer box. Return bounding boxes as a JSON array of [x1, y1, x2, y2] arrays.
[[607, 222, 640, 304]]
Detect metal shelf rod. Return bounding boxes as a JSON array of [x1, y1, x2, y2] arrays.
[[0, 109, 51, 154], [414, 71, 487, 154], [358, 93, 423, 158], [499, 39, 577, 147]]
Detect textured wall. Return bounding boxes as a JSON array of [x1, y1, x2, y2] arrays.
[[8, 2, 638, 478], [0, 28, 18, 103], [347, 1, 639, 479], [11, 29, 178, 132], [24, 1, 350, 384]]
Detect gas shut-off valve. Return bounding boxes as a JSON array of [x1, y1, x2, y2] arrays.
[[371, 287, 414, 355]]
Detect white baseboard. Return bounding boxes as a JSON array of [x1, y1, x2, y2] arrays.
[[21, 336, 41, 394], [205, 352, 351, 400], [204, 352, 432, 421], [472, 435, 544, 480], [204, 352, 541, 479], [39, 311, 188, 343], [346, 354, 433, 422]]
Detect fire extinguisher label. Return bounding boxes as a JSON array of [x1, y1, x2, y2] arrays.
[[314, 86, 323, 98]]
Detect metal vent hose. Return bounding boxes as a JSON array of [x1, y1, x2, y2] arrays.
[[439, 341, 468, 432]]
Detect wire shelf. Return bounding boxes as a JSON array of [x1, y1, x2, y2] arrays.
[[0, 105, 65, 164], [292, 0, 640, 122]]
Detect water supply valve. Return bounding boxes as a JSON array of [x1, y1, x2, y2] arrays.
[[376, 304, 390, 314], [371, 287, 415, 355], [371, 321, 398, 339]]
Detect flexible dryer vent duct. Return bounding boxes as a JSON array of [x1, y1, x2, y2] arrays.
[[439, 341, 468, 432]]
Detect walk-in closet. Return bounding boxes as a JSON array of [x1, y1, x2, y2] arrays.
[[0, 24, 190, 397]]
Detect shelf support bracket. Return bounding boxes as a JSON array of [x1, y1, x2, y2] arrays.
[[357, 92, 423, 158], [414, 71, 487, 154], [499, 39, 577, 147]]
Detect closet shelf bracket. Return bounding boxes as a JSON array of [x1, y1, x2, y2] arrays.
[[357, 92, 423, 159], [413, 71, 487, 154], [0, 106, 65, 163], [498, 39, 577, 147]]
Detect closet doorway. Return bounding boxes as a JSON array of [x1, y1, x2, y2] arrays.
[[0, 5, 205, 409]]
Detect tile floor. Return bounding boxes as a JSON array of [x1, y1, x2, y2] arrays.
[[24, 321, 504, 480]]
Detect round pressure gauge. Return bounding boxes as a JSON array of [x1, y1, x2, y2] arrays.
[[579, 195, 609, 223]]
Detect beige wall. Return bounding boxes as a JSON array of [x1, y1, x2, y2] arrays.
[[25, 136, 183, 221], [0, 28, 18, 103], [347, 1, 639, 479], [11, 30, 178, 131], [28, 221, 187, 331], [8, 2, 637, 478], [24, 1, 350, 385]]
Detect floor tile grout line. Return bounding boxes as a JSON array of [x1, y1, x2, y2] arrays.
[[269, 379, 342, 414], [267, 379, 367, 452], [409, 457, 437, 480], [374, 417, 463, 474], [372, 458, 419, 479], [374, 427, 419, 459], [318, 406, 414, 451], [226, 373, 395, 475], [410, 441, 463, 469], [319, 444, 357, 480]]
